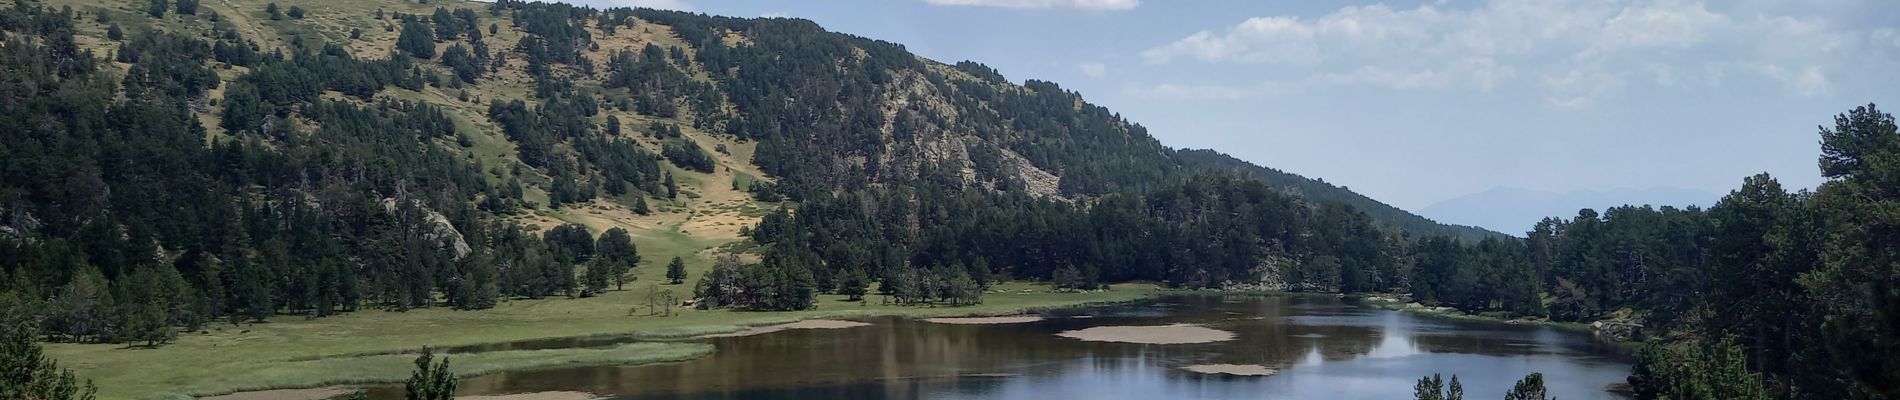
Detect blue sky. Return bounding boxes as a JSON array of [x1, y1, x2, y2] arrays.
[[576, 0, 1900, 211]]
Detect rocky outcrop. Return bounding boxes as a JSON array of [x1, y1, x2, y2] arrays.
[[380, 198, 472, 259], [1590, 320, 1643, 341]]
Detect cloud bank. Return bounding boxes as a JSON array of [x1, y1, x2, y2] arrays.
[[1139, 0, 1879, 107]]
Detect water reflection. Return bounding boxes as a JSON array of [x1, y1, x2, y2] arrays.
[[367, 294, 1632, 399]]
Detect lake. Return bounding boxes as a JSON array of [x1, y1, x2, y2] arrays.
[[374, 294, 1633, 399]]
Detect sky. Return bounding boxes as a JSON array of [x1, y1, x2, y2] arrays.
[[571, 0, 1900, 211]]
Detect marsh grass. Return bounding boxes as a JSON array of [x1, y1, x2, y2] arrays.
[[46, 282, 1160, 399], [179, 343, 713, 400]]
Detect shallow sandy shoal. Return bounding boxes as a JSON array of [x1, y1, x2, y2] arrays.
[[1181, 364, 1277, 376], [459, 391, 599, 400], [1054, 324, 1236, 344], [199, 387, 353, 400], [922, 315, 1044, 324], [703, 319, 871, 338]]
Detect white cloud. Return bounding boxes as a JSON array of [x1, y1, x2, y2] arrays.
[[1307, 57, 1516, 91], [1079, 63, 1108, 78], [1124, 82, 1290, 100], [1540, 66, 1626, 109], [923, 0, 1136, 11], [1593, 0, 1725, 51], [1139, 0, 1874, 107], [1876, 28, 1900, 48], [1758, 64, 1830, 96]]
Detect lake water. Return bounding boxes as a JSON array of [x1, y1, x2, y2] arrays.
[[381, 294, 1633, 399]]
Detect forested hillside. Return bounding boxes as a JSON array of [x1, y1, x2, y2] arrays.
[[1, 1, 1896, 399], [0, 0, 1494, 334], [1177, 149, 1504, 241]]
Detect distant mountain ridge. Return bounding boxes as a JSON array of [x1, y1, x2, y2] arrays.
[[1421, 186, 1723, 235], [1175, 149, 1507, 241]]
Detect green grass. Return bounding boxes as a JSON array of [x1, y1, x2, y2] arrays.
[[732, 169, 757, 191], [46, 282, 1158, 399], [169, 342, 713, 400]]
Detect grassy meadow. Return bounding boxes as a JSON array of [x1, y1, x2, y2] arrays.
[[46, 282, 1159, 399]]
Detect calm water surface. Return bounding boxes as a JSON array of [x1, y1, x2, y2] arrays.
[[376, 294, 1633, 399]]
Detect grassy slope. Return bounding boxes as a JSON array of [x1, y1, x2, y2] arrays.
[[46, 282, 1159, 399]]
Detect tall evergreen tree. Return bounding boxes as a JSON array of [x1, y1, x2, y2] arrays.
[[397, 19, 437, 59], [665, 256, 686, 284]]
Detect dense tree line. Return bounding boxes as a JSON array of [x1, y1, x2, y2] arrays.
[[747, 174, 1402, 296], [692, 251, 815, 311], [661, 138, 716, 173], [1418, 105, 1898, 399]]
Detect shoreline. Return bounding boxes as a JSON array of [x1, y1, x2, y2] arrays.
[[1178, 289, 1625, 344], [1346, 293, 1596, 331], [1345, 293, 1642, 352], [51, 282, 1163, 400]]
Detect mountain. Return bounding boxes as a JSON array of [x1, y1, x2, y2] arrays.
[[1420, 186, 1723, 235], [0, 0, 1499, 350], [1175, 149, 1506, 241]]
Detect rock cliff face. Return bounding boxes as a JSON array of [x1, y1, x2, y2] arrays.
[[381, 198, 472, 259]]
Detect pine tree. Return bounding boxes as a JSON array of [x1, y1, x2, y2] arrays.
[[666, 256, 686, 284], [1414, 374, 1441, 400], [582, 260, 611, 296], [1504, 373, 1551, 400], [397, 19, 437, 59], [837, 268, 868, 301], [0, 294, 98, 400], [404, 347, 456, 400], [596, 228, 641, 290], [664, 172, 678, 199]]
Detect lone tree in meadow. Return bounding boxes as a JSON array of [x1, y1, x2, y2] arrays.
[[666, 256, 687, 284]]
